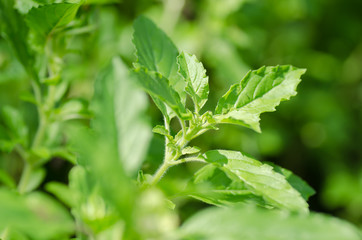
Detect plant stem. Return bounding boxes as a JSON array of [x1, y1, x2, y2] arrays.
[[150, 161, 172, 186]]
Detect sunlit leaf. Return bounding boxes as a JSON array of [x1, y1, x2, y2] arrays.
[[179, 205, 362, 240], [177, 51, 209, 110], [202, 150, 309, 213], [215, 65, 305, 132]]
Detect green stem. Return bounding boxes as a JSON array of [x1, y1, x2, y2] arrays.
[[150, 161, 172, 186]]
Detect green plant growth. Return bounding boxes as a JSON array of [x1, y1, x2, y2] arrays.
[[0, 1, 361, 239]]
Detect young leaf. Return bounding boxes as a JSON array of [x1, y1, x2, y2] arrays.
[[25, 3, 80, 40], [152, 125, 170, 137], [134, 67, 190, 119], [182, 146, 201, 155], [177, 51, 209, 111], [214, 65, 306, 132], [179, 205, 362, 240], [202, 150, 309, 213], [133, 16, 185, 103]]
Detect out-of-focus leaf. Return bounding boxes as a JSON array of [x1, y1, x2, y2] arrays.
[[0, 168, 16, 189], [85, 0, 120, 4], [134, 67, 190, 120], [45, 182, 77, 207], [214, 65, 305, 132], [267, 162, 316, 201], [0, 188, 74, 239], [178, 205, 362, 240], [0, 0, 36, 79], [202, 150, 309, 213], [56, 98, 91, 121], [19, 167, 46, 193], [25, 3, 80, 40], [1, 106, 28, 146], [133, 16, 185, 103], [177, 51, 209, 110], [92, 58, 152, 174]]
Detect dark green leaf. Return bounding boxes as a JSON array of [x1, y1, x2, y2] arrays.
[[215, 65, 305, 132], [266, 162, 316, 201], [133, 16, 185, 103], [25, 3, 80, 39], [134, 67, 190, 119]]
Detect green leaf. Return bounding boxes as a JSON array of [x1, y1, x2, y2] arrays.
[[202, 150, 309, 213], [177, 51, 209, 110], [1, 106, 28, 147], [179, 205, 362, 240], [0, 188, 74, 239], [92, 57, 152, 175], [266, 162, 316, 201], [214, 65, 306, 132], [20, 167, 46, 193], [182, 146, 201, 155], [152, 125, 170, 137], [133, 16, 185, 103], [25, 3, 80, 39], [134, 67, 190, 119], [0, 0, 37, 79], [189, 164, 268, 207], [0, 169, 16, 189], [45, 182, 77, 207]]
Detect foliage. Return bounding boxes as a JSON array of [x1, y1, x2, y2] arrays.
[[0, 0, 361, 239]]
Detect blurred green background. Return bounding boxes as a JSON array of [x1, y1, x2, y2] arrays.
[[1, 0, 361, 227]]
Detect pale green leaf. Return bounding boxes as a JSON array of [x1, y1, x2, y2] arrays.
[[45, 182, 77, 207], [0, 188, 74, 239], [134, 67, 190, 119], [177, 51, 209, 110], [25, 3, 80, 38], [1, 106, 28, 147], [152, 125, 170, 137], [190, 164, 268, 207], [179, 205, 362, 240], [214, 65, 306, 132], [133, 16, 185, 103], [20, 167, 46, 193], [92, 57, 152, 175], [202, 150, 309, 213], [182, 146, 201, 155]]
